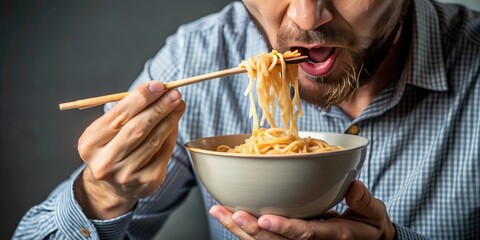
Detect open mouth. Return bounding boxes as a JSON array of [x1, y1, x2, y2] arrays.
[[291, 47, 338, 77]]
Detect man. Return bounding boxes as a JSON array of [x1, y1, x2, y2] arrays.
[[14, 0, 479, 239]]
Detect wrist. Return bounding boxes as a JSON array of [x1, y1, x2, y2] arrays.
[[74, 168, 137, 220]]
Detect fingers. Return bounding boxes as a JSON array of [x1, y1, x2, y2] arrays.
[[233, 212, 289, 240], [254, 210, 339, 239], [210, 206, 255, 240], [258, 215, 322, 240], [131, 125, 181, 198], [210, 206, 289, 240], [120, 101, 185, 177], [78, 79, 185, 193], [74, 80, 187, 220], [87, 101, 185, 200], [245, 182, 394, 240], [106, 89, 183, 162], [78, 80, 167, 156], [260, 214, 380, 240]]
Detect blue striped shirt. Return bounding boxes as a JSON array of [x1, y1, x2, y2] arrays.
[[14, 0, 480, 239]]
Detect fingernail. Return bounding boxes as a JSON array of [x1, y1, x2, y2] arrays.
[[259, 218, 271, 230], [166, 90, 181, 101], [232, 214, 245, 227], [149, 81, 165, 93], [209, 208, 223, 222]]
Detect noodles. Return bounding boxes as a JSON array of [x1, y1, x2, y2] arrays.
[[217, 50, 343, 154]]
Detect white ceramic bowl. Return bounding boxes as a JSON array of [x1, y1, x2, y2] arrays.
[[185, 132, 369, 218]]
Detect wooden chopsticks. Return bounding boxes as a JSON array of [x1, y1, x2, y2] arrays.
[[58, 55, 307, 110]]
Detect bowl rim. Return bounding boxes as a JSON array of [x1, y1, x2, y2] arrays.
[[184, 131, 369, 158]]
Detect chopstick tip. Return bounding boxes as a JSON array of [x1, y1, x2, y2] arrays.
[[285, 55, 308, 64], [59, 101, 78, 111]]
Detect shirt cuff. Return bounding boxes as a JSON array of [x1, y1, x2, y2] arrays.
[[91, 211, 133, 239], [393, 222, 429, 240], [54, 166, 133, 239]]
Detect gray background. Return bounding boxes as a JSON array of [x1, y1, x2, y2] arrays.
[[1, 0, 478, 239]]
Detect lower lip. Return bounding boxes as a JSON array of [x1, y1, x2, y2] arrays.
[[299, 48, 339, 77]]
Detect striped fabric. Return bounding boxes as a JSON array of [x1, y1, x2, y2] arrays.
[[14, 0, 480, 239]]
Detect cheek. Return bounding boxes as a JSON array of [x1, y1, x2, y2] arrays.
[[261, 13, 285, 48], [243, 0, 290, 48], [332, 0, 392, 38]]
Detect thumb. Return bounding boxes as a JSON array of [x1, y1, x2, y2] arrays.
[[345, 181, 372, 212], [344, 180, 396, 240], [344, 180, 386, 222]]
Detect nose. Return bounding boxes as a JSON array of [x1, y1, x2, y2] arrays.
[[287, 0, 333, 31]]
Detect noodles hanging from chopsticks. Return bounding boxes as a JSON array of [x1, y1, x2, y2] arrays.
[[217, 50, 342, 154]]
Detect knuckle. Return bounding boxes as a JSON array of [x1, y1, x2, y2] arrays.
[[245, 225, 261, 236], [77, 137, 90, 160], [90, 165, 109, 180], [133, 90, 149, 107], [90, 169, 105, 180], [152, 101, 169, 115], [295, 222, 315, 240], [149, 124, 178, 150], [108, 107, 130, 131], [123, 121, 146, 140], [223, 221, 235, 232], [337, 226, 352, 240], [339, 232, 351, 240], [87, 154, 116, 181], [297, 234, 314, 240], [149, 134, 163, 148], [298, 230, 315, 240], [77, 132, 95, 161], [116, 173, 132, 185]]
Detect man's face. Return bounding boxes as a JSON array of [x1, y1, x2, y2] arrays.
[[242, 0, 407, 108]]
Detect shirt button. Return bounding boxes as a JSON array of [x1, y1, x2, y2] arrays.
[[347, 124, 359, 135], [80, 227, 90, 237]]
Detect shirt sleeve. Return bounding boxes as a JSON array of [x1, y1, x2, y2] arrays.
[[393, 222, 430, 240], [12, 166, 128, 240]]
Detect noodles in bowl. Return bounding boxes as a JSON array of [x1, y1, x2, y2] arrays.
[[216, 50, 343, 154], [216, 128, 343, 154]]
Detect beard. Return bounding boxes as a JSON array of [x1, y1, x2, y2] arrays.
[[261, 1, 410, 109]]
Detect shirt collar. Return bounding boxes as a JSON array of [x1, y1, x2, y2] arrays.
[[403, 0, 448, 92]]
